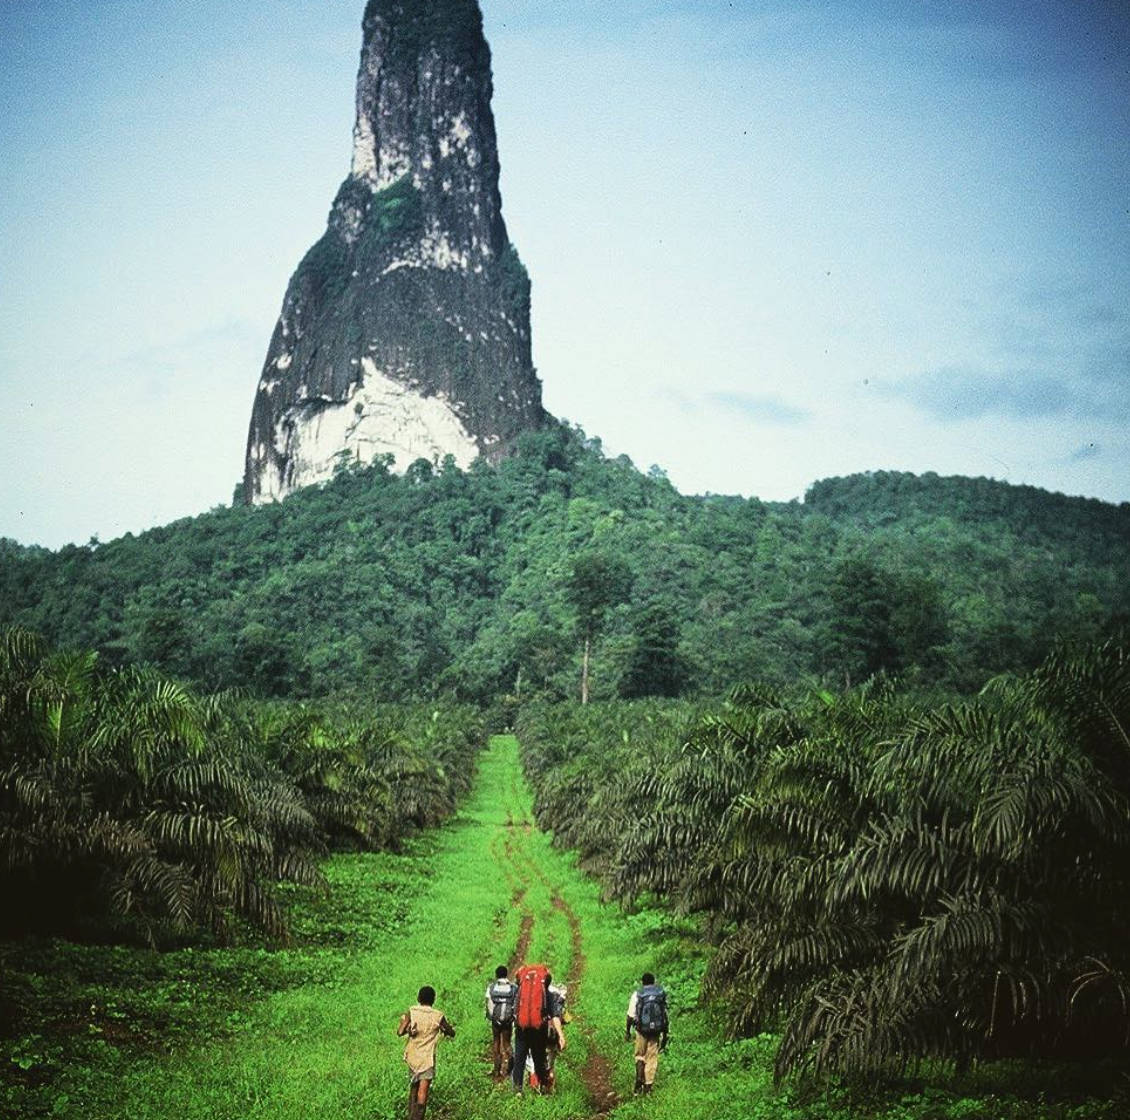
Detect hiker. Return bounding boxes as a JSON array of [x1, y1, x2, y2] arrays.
[[511, 963, 566, 1094], [542, 981, 568, 1090], [397, 985, 455, 1120], [484, 964, 516, 1078], [625, 971, 668, 1094], [527, 981, 568, 1090]]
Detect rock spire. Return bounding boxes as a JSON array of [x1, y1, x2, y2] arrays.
[[243, 0, 546, 503]]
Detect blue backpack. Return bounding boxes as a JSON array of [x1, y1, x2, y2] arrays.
[[636, 984, 668, 1036], [488, 980, 516, 1025]]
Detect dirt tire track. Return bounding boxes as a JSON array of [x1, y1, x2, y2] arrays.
[[507, 847, 620, 1113], [551, 894, 620, 1117], [509, 912, 535, 974], [477, 835, 537, 1080], [488, 740, 620, 1114], [457, 818, 534, 990]]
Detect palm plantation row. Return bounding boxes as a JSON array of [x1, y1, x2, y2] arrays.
[[0, 626, 482, 943], [518, 642, 1130, 1081]]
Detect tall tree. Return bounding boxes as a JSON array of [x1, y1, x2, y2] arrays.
[[566, 551, 632, 703], [826, 557, 899, 685], [619, 600, 688, 698]]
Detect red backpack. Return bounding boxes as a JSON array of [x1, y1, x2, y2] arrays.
[[514, 963, 550, 1030]]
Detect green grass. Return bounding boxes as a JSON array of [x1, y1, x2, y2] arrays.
[[3, 736, 1125, 1119], [5, 739, 603, 1119]]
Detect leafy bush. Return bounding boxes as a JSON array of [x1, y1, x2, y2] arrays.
[[362, 174, 424, 250]]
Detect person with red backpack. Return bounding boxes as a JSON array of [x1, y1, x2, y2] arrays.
[[510, 963, 566, 1094], [625, 971, 668, 1094]]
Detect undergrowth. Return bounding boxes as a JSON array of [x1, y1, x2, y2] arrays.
[[2, 737, 1125, 1119]]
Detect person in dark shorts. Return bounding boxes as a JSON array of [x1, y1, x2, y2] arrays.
[[484, 964, 516, 1079], [511, 964, 566, 1094]]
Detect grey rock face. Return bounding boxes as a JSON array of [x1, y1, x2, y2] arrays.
[[243, 0, 546, 503]]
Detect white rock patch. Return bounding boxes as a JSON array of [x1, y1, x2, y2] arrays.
[[449, 112, 472, 146], [249, 357, 478, 503], [351, 114, 378, 184], [379, 222, 471, 274]]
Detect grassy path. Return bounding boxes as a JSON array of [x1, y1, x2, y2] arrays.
[[40, 734, 1103, 1120], [72, 736, 680, 1120]]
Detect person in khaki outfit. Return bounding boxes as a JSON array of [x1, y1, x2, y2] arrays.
[[397, 986, 455, 1120], [625, 971, 668, 1094]]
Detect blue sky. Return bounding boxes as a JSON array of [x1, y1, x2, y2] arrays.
[[1, 0, 1127, 548]]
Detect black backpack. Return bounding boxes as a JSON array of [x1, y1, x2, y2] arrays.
[[547, 986, 566, 1021], [489, 980, 516, 1025], [636, 984, 668, 1036]]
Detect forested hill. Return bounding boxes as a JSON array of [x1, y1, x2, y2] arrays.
[[807, 470, 1129, 550], [2, 426, 1127, 700]]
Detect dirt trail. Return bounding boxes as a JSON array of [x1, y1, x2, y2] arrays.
[[509, 912, 534, 973], [492, 738, 622, 1115], [501, 831, 536, 973], [551, 892, 620, 1116], [477, 825, 538, 1081]]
